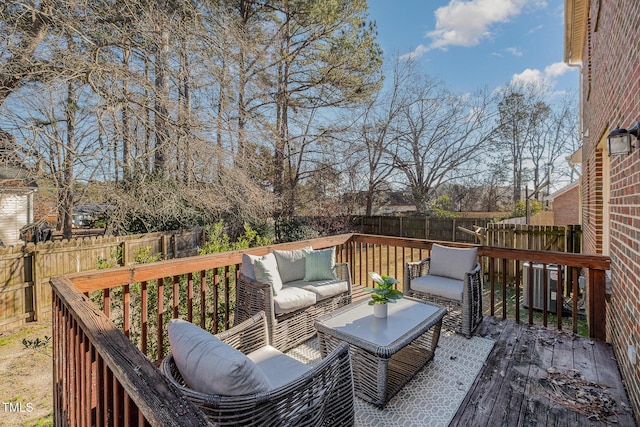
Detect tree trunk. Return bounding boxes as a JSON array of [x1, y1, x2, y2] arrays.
[[153, 3, 170, 178], [121, 45, 132, 183], [62, 79, 77, 240], [0, 1, 51, 105]]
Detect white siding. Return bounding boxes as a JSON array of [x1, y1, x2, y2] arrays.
[[0, 192, 30, 246]]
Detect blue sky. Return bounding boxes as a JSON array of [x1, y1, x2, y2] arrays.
[[366, 0, 577, 95]]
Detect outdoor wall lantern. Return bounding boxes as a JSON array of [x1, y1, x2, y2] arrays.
[[607, 122, 640, 156]]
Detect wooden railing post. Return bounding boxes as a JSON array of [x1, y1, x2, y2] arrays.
[[587, 268, 607, 340]]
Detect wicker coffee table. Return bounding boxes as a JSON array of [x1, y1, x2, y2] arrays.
[[314, 297, 446, 407]]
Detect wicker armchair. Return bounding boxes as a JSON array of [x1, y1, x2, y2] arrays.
[[235, 262, 352, 352], [405, 244, 483, 338], [162, 311, 355, 426]]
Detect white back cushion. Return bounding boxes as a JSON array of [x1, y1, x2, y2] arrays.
[[273, 246, 312, 283], [168, 319, 271, 396], [241, 253, 261, 280], [428, 244, 477, 281], [253, 253, 283, 294]]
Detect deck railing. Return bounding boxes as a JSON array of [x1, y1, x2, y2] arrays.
[[50, 233, 609, 425]]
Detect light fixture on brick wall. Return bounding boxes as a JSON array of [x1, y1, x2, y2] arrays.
[[607, 121, 640, 155]]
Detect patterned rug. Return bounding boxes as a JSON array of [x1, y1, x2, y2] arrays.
[[287, 330, 495, 427]]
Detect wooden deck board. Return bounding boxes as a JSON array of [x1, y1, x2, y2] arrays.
[[450, 316, 637, 427], [452, 319, 520, 425]]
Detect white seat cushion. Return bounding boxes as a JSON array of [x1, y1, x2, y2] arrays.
[[273, 286, 317, 314], [429, 244, 477, 281], [247, 345, 311, 390], [411, 274, 464, 301], [167, 319, 271, 396], [288, 279, 349, 301]]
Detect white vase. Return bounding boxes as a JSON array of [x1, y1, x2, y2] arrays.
[[373, 303, 388, 319]]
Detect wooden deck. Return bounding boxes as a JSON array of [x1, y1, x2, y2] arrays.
[[450, 316, 637, 426]]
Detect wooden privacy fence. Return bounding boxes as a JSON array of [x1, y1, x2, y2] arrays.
[[485, 223, 582, 281], [486, 223, 581, 252], [0, 228, 206, 330], [351, 216, 493, 242]]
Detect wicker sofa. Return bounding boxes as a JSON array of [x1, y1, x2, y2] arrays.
[[235, 246, 352, 352], [162, 311, 355, 426]]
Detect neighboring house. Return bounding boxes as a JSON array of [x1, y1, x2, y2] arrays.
[[73, 203, 110, 228], [0, 132, 37, 247], [566, 0, 640, 422], [548, 181, 581, 226]]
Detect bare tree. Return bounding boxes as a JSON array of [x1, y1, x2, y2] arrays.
[[527, 91, 579, 199], [0, 1, 54, 105], [389, 69, 497, 215], [340, 56, 411, 215]]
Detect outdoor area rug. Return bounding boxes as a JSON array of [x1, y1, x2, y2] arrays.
[[287, 330, 495, 427]]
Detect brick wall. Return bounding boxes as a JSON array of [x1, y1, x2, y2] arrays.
[[578, 1, 640, 422], [551, 184, 580, 225]]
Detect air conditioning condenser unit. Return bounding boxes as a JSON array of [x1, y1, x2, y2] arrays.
[[522, 262, 561, 314]]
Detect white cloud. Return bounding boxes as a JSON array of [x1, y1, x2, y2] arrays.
[[510, 68, 546, 87], [528, 24, 544, 34], [544, 62, 571, 77], [509, 62, 573, 88], [403, 0, 546, 59], [400, 44, 430, 61], [506, 47, 523, 57]]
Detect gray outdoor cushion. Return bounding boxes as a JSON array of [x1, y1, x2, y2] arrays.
[[247, 345, 312, 390], [273, 286, 317, 314], [428, 244, 477, 281], [410, 274, 464, 301], [273, 246, 312, 283], [254, 253, 284, 295], [304, 248, 337, 281], [241, 253, 261, 281], [288, 279, 349, 301], [167, 319, 271, 396]]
